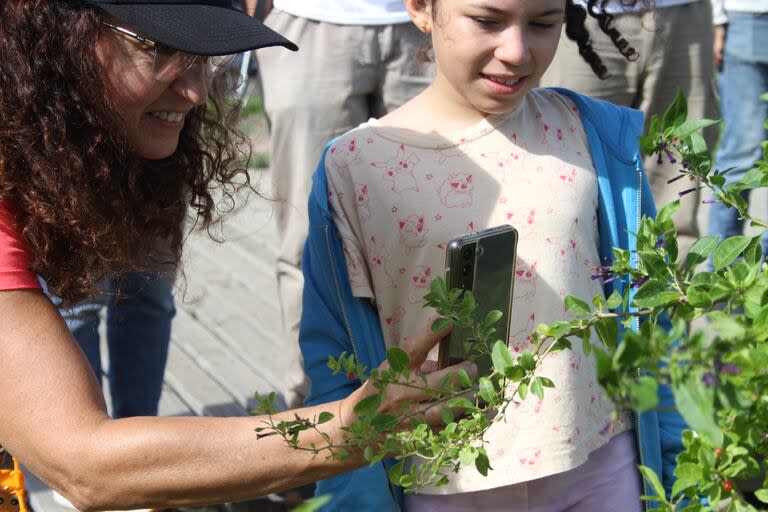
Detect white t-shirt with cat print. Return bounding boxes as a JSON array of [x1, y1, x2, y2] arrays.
[[324, 88, 631, 494]]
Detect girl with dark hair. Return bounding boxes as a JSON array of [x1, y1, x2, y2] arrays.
[[297, 0, 686, 510], [0, 1, 470, 509]]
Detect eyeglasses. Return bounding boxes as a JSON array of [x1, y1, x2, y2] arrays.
[[102, 22, 237, 82]]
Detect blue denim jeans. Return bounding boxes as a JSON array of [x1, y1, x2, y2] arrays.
[[708, 12, 768, 254], [51, 271, 176, 418]]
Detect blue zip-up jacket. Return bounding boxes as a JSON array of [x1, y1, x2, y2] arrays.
[[299, 89, 687, 511]]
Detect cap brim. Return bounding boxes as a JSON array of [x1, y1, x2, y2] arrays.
[[94, 3, 298, 55]]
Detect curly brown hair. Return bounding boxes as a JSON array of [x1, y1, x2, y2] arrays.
[[0, 0, 252, 304]]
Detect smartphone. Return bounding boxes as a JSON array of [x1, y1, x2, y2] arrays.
[[437, 224, 518, 376]]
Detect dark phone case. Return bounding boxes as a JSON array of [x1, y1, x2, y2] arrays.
[[437, 225, 518, 376]]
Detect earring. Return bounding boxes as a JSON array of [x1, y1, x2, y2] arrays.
[[420, 23, 430, 33]]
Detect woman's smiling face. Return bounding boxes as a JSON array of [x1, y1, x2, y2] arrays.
[[412, 0, 565, 116], [95, 21, 212, 160]]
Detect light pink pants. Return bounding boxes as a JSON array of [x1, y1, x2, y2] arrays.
[[405, 431, 643, 512]]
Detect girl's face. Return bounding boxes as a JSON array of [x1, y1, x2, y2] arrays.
[[413, 0, 564, 116], [95, 23, 211, 160]]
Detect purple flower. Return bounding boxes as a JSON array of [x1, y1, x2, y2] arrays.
[[702, 199, 719, 205], [666, 151, 678, 164], [682, 161, 690, 170], [678, 187, 698, 198], [655, 239, 665, 249], [657, 154, 664, 166], [702, 372, 717, 387], [667, 174, 687, 184], [720, 364, 741, 376], [631, 276, 649, 288]]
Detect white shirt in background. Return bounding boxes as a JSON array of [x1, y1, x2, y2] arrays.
[[711, 0, 768, 24], [272, 0, 411, 25]]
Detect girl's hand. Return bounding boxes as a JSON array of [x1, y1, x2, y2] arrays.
[[339, 318, 477, 429]]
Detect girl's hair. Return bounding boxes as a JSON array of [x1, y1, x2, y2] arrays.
[[0, 0, 251, 304], [564, 0, 653, 79]]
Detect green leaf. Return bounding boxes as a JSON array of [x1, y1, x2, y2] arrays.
[[475, 451, 491, 476], [447, 397, 474, 409], [431, 317, 452, 333], [491, 340, 514, 373], [685, 235, 720, 269], [353, 393, 381, 417], [459, 446, 478, 466], [504, 365, 527, 381], [673, 372, 723, 446], [564, 295, 591, 317], [387, 347, 410, 373], [530, 378, 544, 400], [317, 412, 334, 424], [457, 368, 473, 389], [632, 279, 680, 309], [371, 413, 398, 431], [484, 310, 504, 327], [713, 235, 752, 270], [670, 119, 719, 140], [675, 462, 703, 482], [594, 317, 619, 349], [605, 290, 623, 310], [539, 377, 555, 388], [754, 489, 768, 504], [399, 474, 414, 487], [519, 351, 536, 372], [662, 89, 688, 131], [292, 495, 332, 512], [478, 377, 495, 403], [518, 382, 529, 400], [743, 235, 764, 266], [629, 376, 659, 412], [638, 465, 667, 501], [656, 200, 681, 228], [441, 408, 454, 425]]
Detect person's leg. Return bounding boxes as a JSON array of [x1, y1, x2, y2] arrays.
[[377, 22, 433, 117], [639, 1, 716, 258], [106, 270, 175, 418], [708, 13, 768, 253], [256, 11, 378, 408]]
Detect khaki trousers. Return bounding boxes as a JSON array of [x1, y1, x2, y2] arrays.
[[257, 10, 433, 407], [540, 0, 717, 257]]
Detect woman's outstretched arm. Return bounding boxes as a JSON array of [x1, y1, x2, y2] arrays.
[[0, 289, 464, 511]]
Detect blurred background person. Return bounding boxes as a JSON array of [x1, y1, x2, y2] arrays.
[[708, 0, 768, 253], [253, 0, 434, 409]]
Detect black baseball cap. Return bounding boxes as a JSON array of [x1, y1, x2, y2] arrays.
[[82, 0, 298, 55]]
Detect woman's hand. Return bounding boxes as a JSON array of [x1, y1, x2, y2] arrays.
[[338, 318, 477, 429]]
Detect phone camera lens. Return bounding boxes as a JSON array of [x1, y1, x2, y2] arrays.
[[462, 247, 473, 261], [463, 264, 471, 275]]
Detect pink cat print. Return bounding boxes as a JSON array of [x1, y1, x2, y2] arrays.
[[518, 447, 542, 467], [509, 312, 535, 353], [383, 306, 406, 346], [480, 151, 530, 183], [514, 260, 538, 300], [354, 182, 371, 222], [342, 241, 368, 290], [372, 144, 420, 193], [437, 173, 474, 208], [329, 137, 361, 172], [552, 167, 579, 203], [408, 265, 433, 303], [368, 235, 397, 289], [541, 121, 568, 153], [505, 208, 536, 239], [398, 214, 429, 255]]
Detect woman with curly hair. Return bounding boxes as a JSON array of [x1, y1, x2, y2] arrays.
[[295, 0, 687, 509], [0, 1, 470, 509]]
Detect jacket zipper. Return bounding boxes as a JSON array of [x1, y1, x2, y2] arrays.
[[633, 161, 650, 510], [324, 224, 402, 510], [323, 225, 361, 367]]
